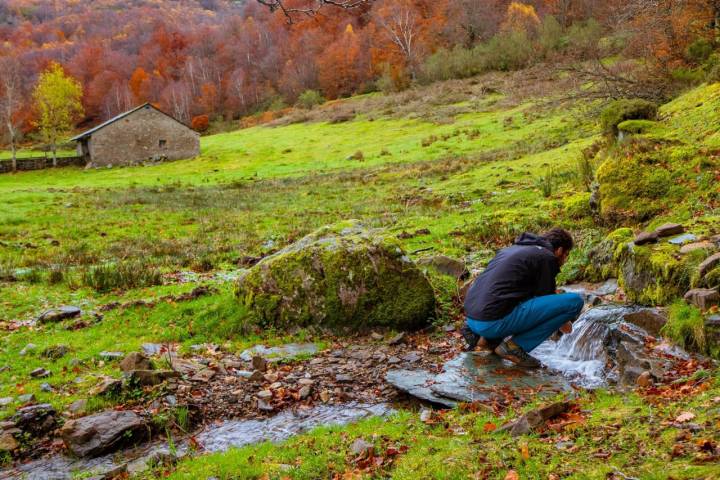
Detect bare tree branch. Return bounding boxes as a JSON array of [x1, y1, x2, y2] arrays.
[[249, 0, 374, 23]]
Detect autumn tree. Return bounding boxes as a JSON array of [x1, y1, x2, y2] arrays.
[[317, 24, 370, 98], [33, 62, 84, 167], [502, 2, 541, 35], [0, 56, 24, 172]]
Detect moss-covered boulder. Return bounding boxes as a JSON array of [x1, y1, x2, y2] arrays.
[[235, 221, 436, 332], [584, 228, 633, 282]]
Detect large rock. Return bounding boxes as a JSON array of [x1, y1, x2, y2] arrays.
[[236, 221, 436, 332], [699, 252, 720, 278], [60, 410, 147, 458], [11, 404, 57, 437], [119, 352, 152, 373], [622, 309, 667, 337], [655, 223, 684, 237], [416, 255, 468, 280], [684, 288, 720, 311], [37, 306, 81, 323]]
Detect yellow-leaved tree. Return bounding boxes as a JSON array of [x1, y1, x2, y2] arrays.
[[33, 62, 84, 167]]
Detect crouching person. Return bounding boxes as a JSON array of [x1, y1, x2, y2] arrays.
[[461, 228, 584, 368]]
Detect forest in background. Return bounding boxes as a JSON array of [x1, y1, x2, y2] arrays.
[[2, 0, 720, 143]]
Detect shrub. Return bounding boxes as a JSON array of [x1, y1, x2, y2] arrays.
[[686, 38, 715, 64], [82, 261, 163, 292], [600, 99, 658, 135], [421, 46, 485, 83], [191, 115, 209, 132], [566, 19, 603, 58], [538, 15, 565, 56], [480, 30, 534, 71], [296, 90, 324, 110]]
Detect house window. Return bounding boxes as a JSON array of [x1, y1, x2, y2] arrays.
[[159, 139, 167, 149]]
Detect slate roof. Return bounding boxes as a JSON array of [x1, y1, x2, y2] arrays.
[[70, 103, 193, 141]]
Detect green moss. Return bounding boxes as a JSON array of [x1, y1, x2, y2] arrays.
[[583, 227, 632, 282], [600, 99, 658, 135], [617, 119, 659, 135], [236, 222, 436, 332], [661, 300, 707, 352]]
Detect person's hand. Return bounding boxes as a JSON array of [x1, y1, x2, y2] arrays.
[[560, 321, 573, 334]]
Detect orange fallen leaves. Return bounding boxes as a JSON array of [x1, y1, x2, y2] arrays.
[[674, 411, 696, 423], [504, 470, 520, 480], [483, 422, 497, 432]]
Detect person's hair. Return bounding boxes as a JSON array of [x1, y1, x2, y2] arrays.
[[542, 228, 574, 251]]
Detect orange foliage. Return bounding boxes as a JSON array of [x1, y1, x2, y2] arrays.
[[501, 2, 541, 34], [191, 114, 209, 132]]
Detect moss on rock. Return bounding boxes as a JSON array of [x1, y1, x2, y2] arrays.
[[235, 221, 436, 332], [584, 227, 632, 282]]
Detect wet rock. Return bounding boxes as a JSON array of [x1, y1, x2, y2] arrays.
[[634, 231, 658, 246], [387, 332, 406, 345], [38, 306, 81, 323], [12, 404, 57, 437], [42, 344, 69, 359], [130, 370, 180, 386], [91, 376, 122, 396], [61, 410, 147, 458], [684, 288, 720, 310], [30, 367, 51, 378], [417, 255, 468, 280], [655, 223, 684, 238], [236, 221, 436, 332], [699, 252, 720, 278], [299, 385, 312, 399], [636, 371, 653, 387], [119, 352, 152, 373], [668, 233, 697, 245], [594, 278, 619, 296], [251, 355, 268, 372], [501, 402, 570, 437], [385, 369, 456, 408], [0, 432, 18, 452], [622, 309, 667, 337]]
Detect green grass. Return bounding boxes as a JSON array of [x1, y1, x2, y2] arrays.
[[0, 148, 75, 160]]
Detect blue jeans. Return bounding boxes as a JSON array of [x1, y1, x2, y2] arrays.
[[466, 293, 584, 352]]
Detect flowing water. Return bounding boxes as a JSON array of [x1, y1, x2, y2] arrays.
[[534, 305, 636, 388]]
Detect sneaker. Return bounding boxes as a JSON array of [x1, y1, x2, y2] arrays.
[[460, 324, 480, 351], [494, 340, 541, 368]]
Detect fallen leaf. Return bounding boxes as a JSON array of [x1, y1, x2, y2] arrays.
[[505, 470, 519, 480], [675, 411, 695, 423], [483, 422, 497, 432], [520, 442, 530, 460]]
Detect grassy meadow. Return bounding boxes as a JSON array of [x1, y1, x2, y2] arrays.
[[2, 75, 719, 478]]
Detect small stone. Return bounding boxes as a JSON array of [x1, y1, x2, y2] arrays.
[[443, 324, 456, 332], [684, 288, 720, 311], [41, 345, 69, 359], [251, 356, 268, 373], [655, 223, 684, 237], [256, 390, 273, 400], [388, 356, 401, 364], [141, 343, 163, 356], [68, 399, 87, 414], [387, 332, 406, 346], [17, 394, 35, 403], [699, 252, 720, 278], [90, 376, 122, 396], [320, 390, 330, 403], [634, 231, 659, 246], [680, 241, 715, 254], [298, 378, 314, 386], [30, 367, 51, 378], [401, 352, 422, 363], [99, 351, 124, 361], [257, 399, 274, 412], [263, 372, 279, 383], [335, 374, 353, 383], [12, 404, 57, 437], [0, 432, 18, 452], [165, 395, 177, 407], [119, 352, 152, 372], [0, 397, 13, 407], [249, 370, 265, 382], [416, 255, 468, 280], [350, 438, 374, 456], [299, 385, 311, 399], [269, 382, 282, 390], [636, 371, 653, 387], [668, 233, 697, 245], [190, 368, 216, 383], [370, 332, 384, 341], [420, 408, 432, 423], [40, 383, 53, 393], [38, 306, 81, 323], [19, 344, 36, 356], [130, 370, 180, 386]]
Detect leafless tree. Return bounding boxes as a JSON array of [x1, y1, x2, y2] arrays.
[[249, 0, 373, 22], [0, 57, 23, 172]]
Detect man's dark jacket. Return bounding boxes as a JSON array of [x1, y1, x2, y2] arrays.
[[464, 232, 560, 321]]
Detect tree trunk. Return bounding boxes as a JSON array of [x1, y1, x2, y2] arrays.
[[10, 136, 16, 173], [51, 142, 57, 168]]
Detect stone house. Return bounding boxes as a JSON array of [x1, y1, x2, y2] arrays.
[[71, 103, 200, 167]]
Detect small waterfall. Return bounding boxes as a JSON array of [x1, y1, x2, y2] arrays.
[[534, 305, 634, 388]]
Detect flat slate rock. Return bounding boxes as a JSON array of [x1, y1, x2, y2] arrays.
[[239, 343, 318, 362], [38, 306, 81, 323], [634, 231, 659, 245], [655, 223, 684, 237], [429, 352, 571, 403], [385, 369, 456, 408], [668, 233, 697, 245]]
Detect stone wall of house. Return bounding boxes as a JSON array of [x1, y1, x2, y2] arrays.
[[88, 105, 200, 167], [0, 155, 85, 174]]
